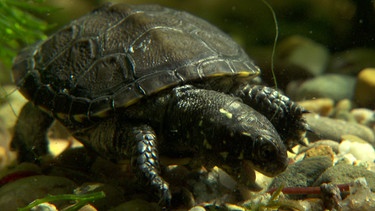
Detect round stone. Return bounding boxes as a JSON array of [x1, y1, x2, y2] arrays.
[[355, 68, 375, 108]]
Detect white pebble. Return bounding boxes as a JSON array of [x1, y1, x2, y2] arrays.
[[339, 140, 375, 162]]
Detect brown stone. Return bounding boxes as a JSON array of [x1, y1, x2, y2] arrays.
[[355, 68, 375, 108], [298, 98, 334, 116], [304, 145, 335, 161]]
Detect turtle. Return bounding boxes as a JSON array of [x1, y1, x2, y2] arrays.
[[11, 3, 308, 207]]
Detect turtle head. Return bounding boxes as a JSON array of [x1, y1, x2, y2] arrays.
[[225, 103, 289, 177], [240, 132, 288, 177], [167, 87, 289, 177]]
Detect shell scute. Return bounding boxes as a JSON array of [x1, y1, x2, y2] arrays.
[[13, 4, 260, 121]]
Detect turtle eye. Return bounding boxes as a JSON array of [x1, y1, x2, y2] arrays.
[[257, 136, 278, 159], [260, 144, 276, 159], [246, 135, 288, 176]]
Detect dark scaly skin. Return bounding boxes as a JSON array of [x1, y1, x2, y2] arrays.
[[11, 85, 289, 206], [10, 3, 309, 207], [73, 122, 171, 206], [232, 84, 309, 151], [11, 102, 54, 163]]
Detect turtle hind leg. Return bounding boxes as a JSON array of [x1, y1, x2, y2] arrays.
[[74, 120, 171, 207], [11, 102, 54, 163], [233, 84, 309, 150]]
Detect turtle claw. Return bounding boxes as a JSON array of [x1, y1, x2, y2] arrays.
[[286, 136, 307, 153], [234, 85, 310, 149], [305, 124, 314, 134], [158, 186, 172, 208], [298, 138, 308, 147], [302, 109, 310, 114], [287, 147, 296, 154]]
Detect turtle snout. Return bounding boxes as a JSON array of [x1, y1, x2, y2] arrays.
[[248, 135, 289, 177]]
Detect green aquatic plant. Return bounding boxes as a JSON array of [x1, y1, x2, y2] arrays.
[[242, 185, 305, 211], [260, 0, 279, 89], [18, 191, 106, 211], [0, 0, 56, 71], [0, 0, 56, 110]]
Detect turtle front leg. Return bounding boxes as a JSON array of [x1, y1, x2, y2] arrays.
[[232, 84, 309, 150], [129, 125, 171, 206], [73, 120, 171, 207], [11, 102, 54, 163]]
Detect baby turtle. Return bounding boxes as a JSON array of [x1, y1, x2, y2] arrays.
[[11, 3, 308, 206]]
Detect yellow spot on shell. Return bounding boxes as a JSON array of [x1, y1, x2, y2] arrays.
[[237, 71, 253, 77], [219, 108, 233, 119], [241, 132, 252, 137], [73, 114, 86, 123], [56, 113, 68, 120], [92, 109, 111, 118], [38, 106, 50, 113]]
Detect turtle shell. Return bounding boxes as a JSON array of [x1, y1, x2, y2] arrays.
[[12, 3, 260, 122]]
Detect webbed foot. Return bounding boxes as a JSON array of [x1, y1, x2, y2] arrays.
[[234, 84, 309, 150]]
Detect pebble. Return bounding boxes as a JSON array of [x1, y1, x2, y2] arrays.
[[211, 166, 237, 190], [341, 134, 370, 144], [313, 164, 375, 191], [173, 187, 195, 208], [328, 48, 375, 76], [0, 162, 41, 179], [277, 35, 329, 77], [320, 183, 342, 210], [298, 98, 334, 116], [189, 206, 206, 211], [0, 86, 27, 129], [269, 156, 333, 199], [304, 113, 375, 145], [55, 147, 94, 170], [351, 108, 375, 127], [243, 192, 311, 211], [338, 135, 375, 163], [75, 183, 126, 211], [335, 153, 357, 166], [196, 203, 247, 211], [340, 177, 375, 211], [108, 199, 160, 211], [305, 198, 325, 211], [0, 175, 76, 210], [304, 145, 335, 161], [298, 140, 340, 154], [186, 166, 237, 204], [332, 99, 357, 122], [30, 203, 58, 211], [355, 68, 375, 108], [76, 204, 98, 211], [0, 147, 9, 170], [224, 204, 246, 211], [49, 148, 97, 182], [286, 74, 356, 101], [164, 164, 190, 187], [335, 99, 353, 113], [49, 138, 74, 157]]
